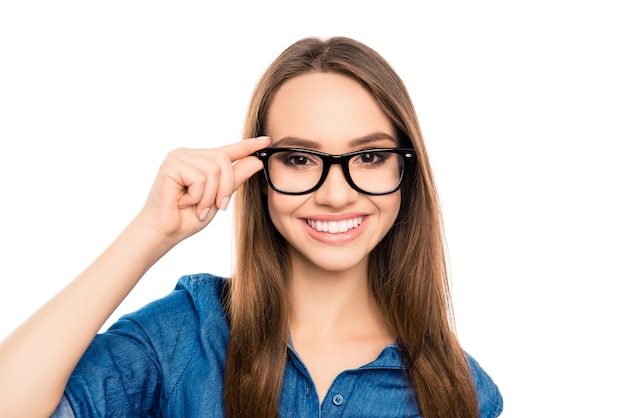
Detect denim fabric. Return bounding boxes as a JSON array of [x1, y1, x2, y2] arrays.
[[58, 274, 502, 417], [51, 395, 74, 417]]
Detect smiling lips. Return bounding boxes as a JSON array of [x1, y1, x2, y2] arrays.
[[305, 216, 364, 233]]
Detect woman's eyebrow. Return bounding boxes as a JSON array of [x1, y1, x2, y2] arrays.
[[271, 137, 319, 148], [272, 132, 397, 149], [348, 132, 397, 147]]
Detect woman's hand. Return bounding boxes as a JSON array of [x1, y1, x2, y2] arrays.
[[137, 136, 270, 244], [0, 136, 270, 418]]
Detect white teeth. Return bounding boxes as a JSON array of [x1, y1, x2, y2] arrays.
[[307, 217, 363, 233]]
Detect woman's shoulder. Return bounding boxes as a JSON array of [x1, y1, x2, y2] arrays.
[[104, 273, 231, 350], [101, 273, 231, 378], [127, 273, 230, 327], [174, 273, 229, 304], [465, 352, 504, 418], [63, 274, 232, 416]]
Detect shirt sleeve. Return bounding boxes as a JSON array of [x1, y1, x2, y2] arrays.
[[466, 353, 504, 418], [61, 276, 216, 417], [63, 317, 163, 417]]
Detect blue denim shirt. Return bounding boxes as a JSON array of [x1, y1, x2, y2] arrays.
[[54, 274, 503, 417]]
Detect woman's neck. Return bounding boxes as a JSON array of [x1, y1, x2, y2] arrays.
[[286, 253, 396, 401], [287, 253, 392, 343]]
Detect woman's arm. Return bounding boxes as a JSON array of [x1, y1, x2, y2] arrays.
[[0, 137, 270, 417]]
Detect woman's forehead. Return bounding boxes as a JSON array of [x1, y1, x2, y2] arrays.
[[266, 72, 394, 150]]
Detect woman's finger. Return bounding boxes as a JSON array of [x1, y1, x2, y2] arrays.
[[219, 136, 271, 162], [193, 136, 270, 214], [232, 155, 265, 191]]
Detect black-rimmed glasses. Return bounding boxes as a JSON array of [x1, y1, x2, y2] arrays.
[[255, 148, 416, 195]]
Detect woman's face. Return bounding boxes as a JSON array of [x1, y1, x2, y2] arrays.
[[264, 72, 401, 274]]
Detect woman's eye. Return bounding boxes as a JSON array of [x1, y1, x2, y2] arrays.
[[356, 152, 387, 164], [290, 155, 310, 165], [360, 153, 377, 163], [281, 153, 316, 167]]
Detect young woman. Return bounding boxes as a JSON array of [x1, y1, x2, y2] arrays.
[[0, 36, 503, 417]]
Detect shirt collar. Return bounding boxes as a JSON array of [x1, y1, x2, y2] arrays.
[[287, 335, 406, 371]]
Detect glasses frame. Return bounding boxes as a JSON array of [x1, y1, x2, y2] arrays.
[[255, 147, 416, 195]]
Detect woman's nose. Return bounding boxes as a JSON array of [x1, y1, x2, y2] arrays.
[[313, 165, 359, 207]]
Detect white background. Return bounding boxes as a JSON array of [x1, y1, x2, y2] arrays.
[[1, 2, 624, 416]]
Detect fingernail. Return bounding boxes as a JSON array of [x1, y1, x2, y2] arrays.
[[256, 136, 270, 141], [199, 208, 210, 221], [219, 197, 230, 211]]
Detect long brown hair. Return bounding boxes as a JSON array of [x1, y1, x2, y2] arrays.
[[224, 36, 478, 418]]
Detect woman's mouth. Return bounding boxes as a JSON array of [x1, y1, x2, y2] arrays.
[[305, 216, 364, 233]]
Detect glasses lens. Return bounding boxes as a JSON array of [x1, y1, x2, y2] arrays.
[[349, 151, 404, 194], [268, 150, 324, 193]]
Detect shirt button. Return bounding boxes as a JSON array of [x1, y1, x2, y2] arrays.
[[332, 394, 344, 406]]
